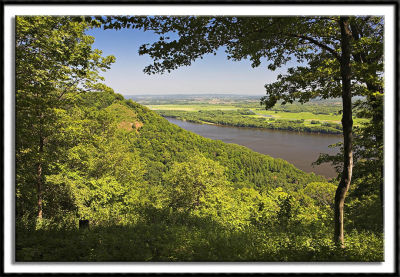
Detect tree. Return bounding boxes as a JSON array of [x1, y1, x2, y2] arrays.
[[101, 16, 383, 246], [163, 155, 228, 212], [16, 16, 115, 222]]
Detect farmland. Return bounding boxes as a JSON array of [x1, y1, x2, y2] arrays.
[[136, 95, 367, 134]]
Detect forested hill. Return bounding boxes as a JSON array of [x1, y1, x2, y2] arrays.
[[17, 87, 383, 261]]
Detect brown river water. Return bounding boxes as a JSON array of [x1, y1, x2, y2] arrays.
[[166, 117, 341, 179]]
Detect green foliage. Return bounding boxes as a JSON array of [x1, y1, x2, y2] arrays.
[[302, 182, 336, 209], [16, 211, 383, 262], [163, 155, 229, 212]]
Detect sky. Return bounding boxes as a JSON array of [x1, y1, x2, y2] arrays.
[[86, 27, 291, 96]]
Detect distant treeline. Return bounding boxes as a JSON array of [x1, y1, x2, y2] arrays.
[[158, 110, 343, 135]]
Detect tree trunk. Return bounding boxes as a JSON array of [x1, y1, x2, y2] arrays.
[[36, 135, 44, 219], [334, 16, 353, 248]]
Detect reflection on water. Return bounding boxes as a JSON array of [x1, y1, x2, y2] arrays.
[[166, 117, 341, 179]]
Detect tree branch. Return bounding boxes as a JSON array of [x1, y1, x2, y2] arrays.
[[289, 34, 340, 60]]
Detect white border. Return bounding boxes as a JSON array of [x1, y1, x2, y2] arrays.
[[4, 4, 396, 274]]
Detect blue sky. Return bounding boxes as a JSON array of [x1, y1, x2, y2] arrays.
[[86, 27, 289, 96]]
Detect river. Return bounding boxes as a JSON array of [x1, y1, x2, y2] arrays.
[[166, 117, 341, 179]]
